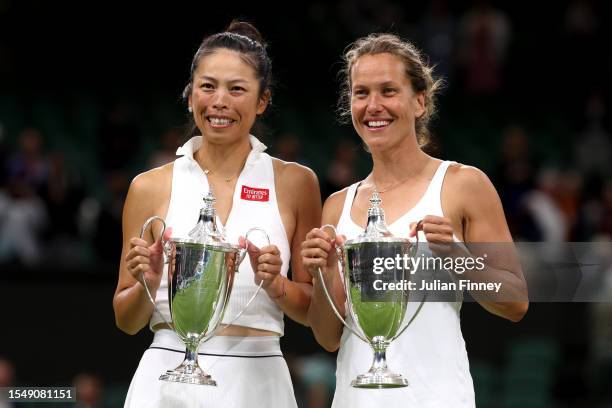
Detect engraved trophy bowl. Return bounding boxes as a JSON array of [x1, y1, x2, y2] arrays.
[[318, 191, 424, 388], [139, 190, 269, 386]]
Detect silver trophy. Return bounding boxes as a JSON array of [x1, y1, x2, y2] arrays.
[[139, 190, 269, 386], [319, 191, 424, 388]]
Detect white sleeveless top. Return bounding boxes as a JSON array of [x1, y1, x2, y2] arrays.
[[149, 135, 291, 335], [332, 161, 475, 408]]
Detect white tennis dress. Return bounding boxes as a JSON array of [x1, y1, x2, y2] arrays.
[[332, 161, 476, 408], [124, 135, 297, 408]]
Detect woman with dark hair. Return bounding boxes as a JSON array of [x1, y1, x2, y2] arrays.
[[302, 33, 528, 407], [114, 21, 320, 407]]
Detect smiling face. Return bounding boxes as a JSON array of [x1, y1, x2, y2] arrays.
[[188, 48, 269, 144], [350, 52, 425, 152]]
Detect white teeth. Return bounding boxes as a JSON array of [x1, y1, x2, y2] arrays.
[[367, 120, 390, 128], [209, 117, 234, 126]]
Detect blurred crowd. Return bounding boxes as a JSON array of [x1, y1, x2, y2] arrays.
[[1, 0, 609, 269]]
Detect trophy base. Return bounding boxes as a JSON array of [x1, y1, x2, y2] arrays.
[[159, 369, 217, 386], [351, 370, 408, 388]]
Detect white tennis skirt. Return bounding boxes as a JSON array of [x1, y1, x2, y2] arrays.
[[124, 329, 298, 408]]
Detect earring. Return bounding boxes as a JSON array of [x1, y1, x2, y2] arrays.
[[188, 106, 193, 113]]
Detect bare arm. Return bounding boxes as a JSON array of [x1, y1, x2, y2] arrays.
[[445, 165, 529, 322], [303, 190, 347, 352], [265, 164, 322, 326], [112, 166, 171, 334]]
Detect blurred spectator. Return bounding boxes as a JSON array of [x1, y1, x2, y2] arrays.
[[148, 128, 182, 169], [273, 132, 309, 165], [555, 171, 583, 240], [565, 0, 599, 38], [97, 102, 141, 173], [336, 0, 410, 38], [0, 358, 15, 408], [321, 138, 359, 199], [5, 127, 49, 196], [0, 128, 49, 267], [457, 0, 511, 95], [92, 170, 129, 264], [0, 195, 47, 267], [577, 190, 605, 242], [41, 151, 87, 266], [493, 125, 538, 239], [572, 93, 612, 241], [73, 372, 103, 408], [522, 168, 568, 242], [43, 152, 83, 235], [573, 92, 611, 177], [418, 0, 456, 82]]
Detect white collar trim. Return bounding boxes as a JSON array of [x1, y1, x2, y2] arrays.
[[176, 134, 267, 164]]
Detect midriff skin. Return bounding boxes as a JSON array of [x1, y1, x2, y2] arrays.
[[152, 323, 279, 337]]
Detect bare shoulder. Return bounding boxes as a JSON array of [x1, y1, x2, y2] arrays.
[[129, 162, 174, 200], [444, 162, 502, 220], [445, 163, 496, 196], [272, 158, 321, 206], [125, 163, 174, 221], [272, 157, 318, 187], [322, 186, 350, 225], [272, 158, 321, 221], [324, 188, 348, 211], [122, 162, 174, 242]]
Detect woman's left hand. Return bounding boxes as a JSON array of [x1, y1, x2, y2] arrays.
[[410, 215, 453, 241], [410, 215, 458, 256], [239, 237, 284, 299]]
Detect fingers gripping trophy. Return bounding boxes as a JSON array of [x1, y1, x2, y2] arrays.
[[319, 191, 425, 388], [139, 190, 269, 386]]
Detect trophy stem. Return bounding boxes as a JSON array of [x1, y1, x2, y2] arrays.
[[159, 337, 217, 385], [371, 338, 390, 372], [351, 336, 409, 388], [183, 341, 200, 374]]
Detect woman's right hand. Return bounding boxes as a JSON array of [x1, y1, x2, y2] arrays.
[[125, 227, 172, 293], [301, 227, 345, 279]]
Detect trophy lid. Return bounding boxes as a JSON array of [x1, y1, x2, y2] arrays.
[[173, 190, 238, 251], [345, 190, 410, 245]]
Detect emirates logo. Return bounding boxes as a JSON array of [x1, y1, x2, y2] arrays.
[[241, 185, 269, 202]]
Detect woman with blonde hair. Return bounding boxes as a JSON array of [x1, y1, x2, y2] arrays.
[[302, 33, 528, 407]]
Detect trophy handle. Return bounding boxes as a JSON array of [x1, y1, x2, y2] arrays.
[[390, 219, 427, 342], [215, 227, 268, 332], [139, 215, 174, 330], [317, 224, 369, 343]]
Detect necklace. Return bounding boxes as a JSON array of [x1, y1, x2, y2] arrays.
[[201, 156, 248, 183], [372, 175, 413, 194], [203, 168, 234, 183]]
